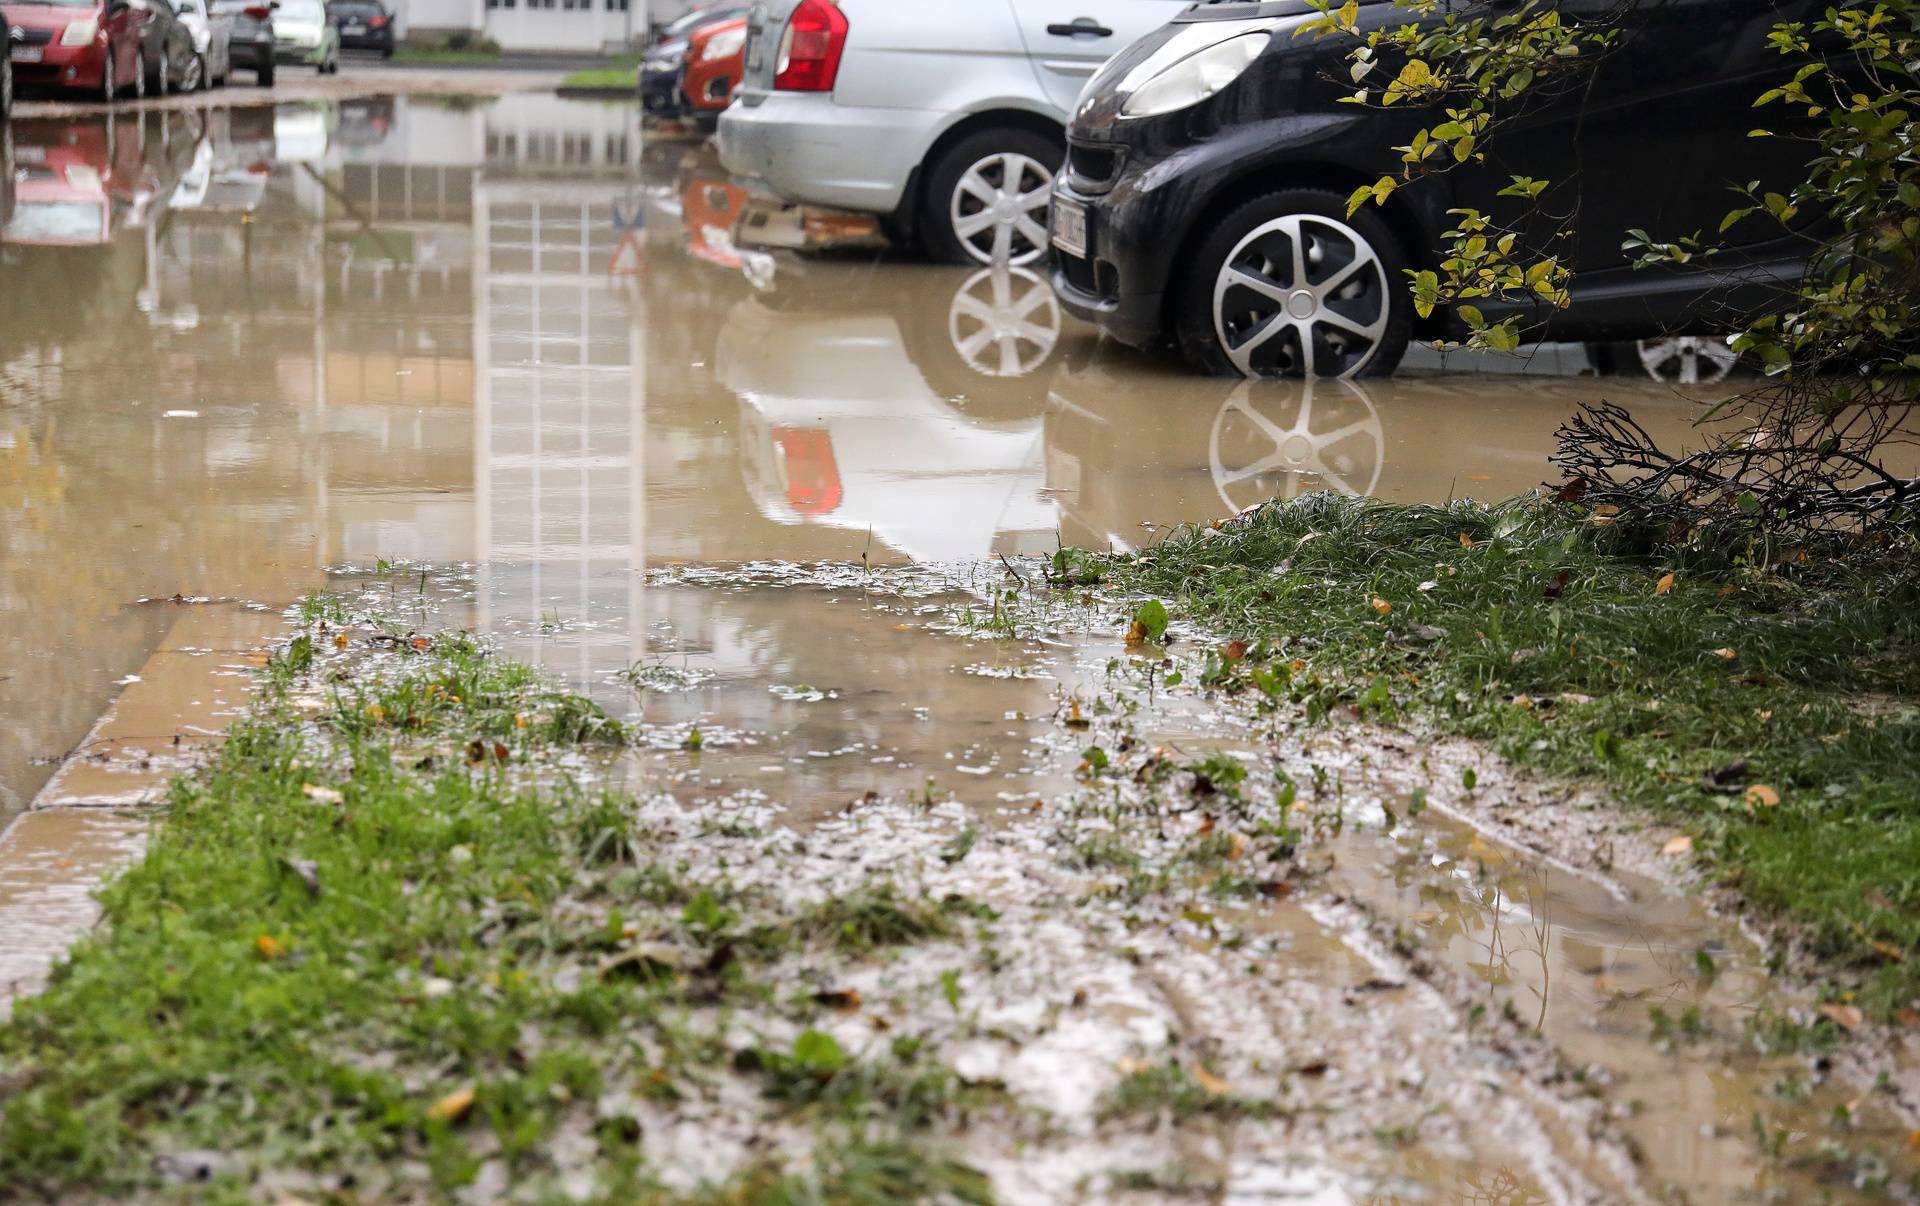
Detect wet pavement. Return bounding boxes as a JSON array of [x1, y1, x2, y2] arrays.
[[5, 91, 1918, 1200]]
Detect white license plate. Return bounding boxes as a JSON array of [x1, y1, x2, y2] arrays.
[[10, 46, 44, 63], [1051, 197, 1087, 258], [343, 24, 365, 33]]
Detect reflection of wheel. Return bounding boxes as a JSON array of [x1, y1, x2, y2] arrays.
[[1208, 378, 1384, 512], [1180, 190, 1410, 380], [922, 128, 1061, 267], [1638, 335, 1738, 384], [947, 264, 1061, 379]]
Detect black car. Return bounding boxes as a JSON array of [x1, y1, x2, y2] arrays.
[[638, 3, 746, 118], [330, 0, 389, 55], [210, 0, 273, 84], [1051, 0, 1818, 377]]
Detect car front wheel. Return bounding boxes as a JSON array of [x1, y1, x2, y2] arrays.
[[1177, 189, 1412, 379], [921, 128, 1061, 268]]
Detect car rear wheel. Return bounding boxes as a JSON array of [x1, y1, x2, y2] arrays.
[[921, 128, 1062, 267], [1178, 190, 1411, 379], [258, 62, 274, 86], [182, 52, 204, 91]]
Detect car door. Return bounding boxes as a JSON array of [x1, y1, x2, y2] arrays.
[[1007, 0, 1186, 116]]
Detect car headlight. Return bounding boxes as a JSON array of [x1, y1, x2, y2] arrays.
[[1121, 31, 1268, 119], [60, 18, 100, 45], [699, 27, 745, 64]]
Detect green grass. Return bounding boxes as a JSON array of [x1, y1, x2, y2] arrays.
[[0, 603, 990, 1201], [1100, 494, 1920, 1018], [562, 54, 642, 91]]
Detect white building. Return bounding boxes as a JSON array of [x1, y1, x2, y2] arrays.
[[400, 0, 702, 53]]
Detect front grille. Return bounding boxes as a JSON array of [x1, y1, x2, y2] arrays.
[[1066, 140, 1123, 195], [12, 27, 54, 46]]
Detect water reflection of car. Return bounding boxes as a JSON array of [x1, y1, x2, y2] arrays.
[[0, 116, 143, 245], [167, 0, 228, 88], [1052, 2, 1818, 378], [638, 3, 747, 119], [329, 0, 389, 56], [270, 0, 334, 73], [1, 0, 150, 101], [717, 265, 1067, 562], [209, 0, 272, 84]]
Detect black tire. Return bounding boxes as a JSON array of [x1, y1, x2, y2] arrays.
[[919, 126, 1062, 267], [1175, 189, 1412, 379], [258, 63, 274, 86]]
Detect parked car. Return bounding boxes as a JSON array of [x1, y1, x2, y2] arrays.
[[137, 0, 195, 91], [638, 3, 747, 118], [1, 0, 151, 101], [271, 0, 335, 73], [680, 13, 744, 126], [210, 0, 272, 85], [1050, 2, 1818, 377], [169, 0, 229, 87], [329, 0, 389, 56], [718, 0, 1189, 266]]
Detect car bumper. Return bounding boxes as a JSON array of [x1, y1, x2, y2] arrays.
[[716, 90, 931, 216], [338, 31, 391, 50], [228, 37, 272, 68], [1047, 171, 1177, 351], [274, 41, 324, 63], [639, 68, 682, 115], [11, 41, 107, 91]]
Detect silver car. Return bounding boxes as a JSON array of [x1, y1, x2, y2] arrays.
[[170, 0, 233, 88]]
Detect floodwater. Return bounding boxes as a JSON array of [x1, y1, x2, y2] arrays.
[[4, 92, 1916, 1200]]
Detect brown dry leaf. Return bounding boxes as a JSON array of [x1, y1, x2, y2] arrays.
[[1870, 941, 1905, 964], [1256, 880, 1294, 900], [514, 713, 529, 730], [1371, 596, 1392, 616], [1189, 1065, 1232, 1095], [1408, 910, 1442, 924], [1655, 573, 1676, 595], [1227, 832, 1249, 860], [1661, 835, 1693, 857], [1744, 784, 1780, 808], [1713, 647, 1738, 661], [1909, 1128, 1920, 1150], [1458, 532, 1475, 549], [1125, 622, 1147, 646], [301, 784, 344, 805], [1289, 659, 1308, 674], [812, 988, 863, 1012], [1820, 1003, 1865, 1031], [366, 704, 386, 722], [1898, 1009, 1920, 1028], [1223, 640, 1250, 663], [255, 934, 286, 960], [1592, 504, 1621, 517], [409, 636, 432, 652], [426, 1085, 476, 1123]]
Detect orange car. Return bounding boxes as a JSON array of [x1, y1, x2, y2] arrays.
[[680, 15, 746, 127]]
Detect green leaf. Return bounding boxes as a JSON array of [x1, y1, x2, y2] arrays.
[[1132, 600, 1170, 642], [792, 1029, 845, 1073]]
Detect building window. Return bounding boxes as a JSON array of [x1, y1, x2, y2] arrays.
[[605, 0, 627, 10]]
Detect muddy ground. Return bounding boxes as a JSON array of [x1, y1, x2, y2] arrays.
[[3, 87, 1918, 1200]]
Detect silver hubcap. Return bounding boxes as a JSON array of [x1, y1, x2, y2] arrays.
[[947, 264, 1061, 377], [1213, 213, 1390, 378], [184, 56, 201, 90], [1637, 335, 1736, 384], [1209, 379, 1384, 512], [950, 151, 1053, 267]]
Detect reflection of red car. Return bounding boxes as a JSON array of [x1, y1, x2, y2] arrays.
[[0, 116, 148, 245], [682, 176, 747, 268], [681, 15, 745, 126], [1, 0, 147, 100]]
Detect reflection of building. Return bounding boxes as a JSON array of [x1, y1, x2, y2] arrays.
[[399, 0, 698, 53], [474, 98, 648, 683]]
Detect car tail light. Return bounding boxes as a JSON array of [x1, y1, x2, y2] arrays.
[[243, 6, 270, 19], [368, 14, 386, 25], [772, 0, 846, 93]]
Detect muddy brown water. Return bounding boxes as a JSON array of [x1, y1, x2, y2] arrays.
[[3, 92, 1916, 1200]]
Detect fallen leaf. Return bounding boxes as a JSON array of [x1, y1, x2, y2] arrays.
[[426, 1085, 476, 1123], [409, 636, 432, 652], [1417, 579, 1439, 592], [1661, 835, 1693, 857], [1189, 1065, 1232, 1095], [1371, 596, 1392, 616], [1744, 784, 1780, 808], [1256, 880, 1294, 899], [283, 858, 321, 896], [301, 784, 344, 805], [333, 632, 349, 650], [1544, 571, 1570, 600], [1289, 659, 1307, 674], [812, 988, 862, 1011], [1656, 573, 1676, 595], [1554, 478, 1589, 504], [1820, 1003, 1865, 1031], [514, 713, 529, 729], [1592, 504, 1620, 517], [1458, 532, 1475, 549], [1909, 1128, 1920, 1150], [1713, 647, 1738, 661], [1227, 832, 1249, 860], [255, 934, 286, 959], [365, 704, 386, 722], [1222, 640, 1250, 663], [1870, 941, 1904, 964], [1408, 910, 1442, 924]]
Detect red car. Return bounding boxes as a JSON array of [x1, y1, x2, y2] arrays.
[[680, 15, 745, 127], [3, 0, 150, 101]]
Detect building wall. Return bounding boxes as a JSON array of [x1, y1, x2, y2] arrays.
[[394, 0, 696, 48]]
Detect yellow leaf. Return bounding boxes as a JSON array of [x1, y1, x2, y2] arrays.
[[1190, 1065, 1232, 1095], [514, 713, 529, 730], [333, 632, 349, 650], [1661, 835, 1693, 857], [366, 704, 387, 722], [1458, 532, 1475, 549], [1409, 910, 1442, 924], [301, 784, 344, 805], [256, 934, 287, 959], [1745, 784, 1780, 808], [427, 1085, 477, 1123], [1655, 573, 1676, 595], [1371, 596, 1392, 616], [1820, 1003, 1865, 1031], [1713, 648, 1738, 661]]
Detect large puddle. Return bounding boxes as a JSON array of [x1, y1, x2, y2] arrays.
[[5, 92, 1916, 1199]]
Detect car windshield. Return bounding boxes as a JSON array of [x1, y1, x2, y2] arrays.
[[663, 5, 743, 38], [276, 0, 321, 19]]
